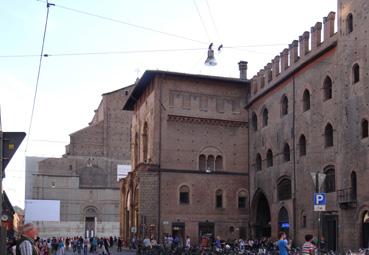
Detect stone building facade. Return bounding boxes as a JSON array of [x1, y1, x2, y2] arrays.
[[248, 0, 369, 251], [30, 86, 133, 237], [120, 71, 249, 243]]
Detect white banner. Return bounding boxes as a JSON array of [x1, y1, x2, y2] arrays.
[[25, 200, 60, 222]]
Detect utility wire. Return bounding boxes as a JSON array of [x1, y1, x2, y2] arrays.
[[205, 0, 221, 42], [0, 44, 286, 58], [25, 1, 53, 152], [38, 1, 208, 45], [193, 0, 211, 42]]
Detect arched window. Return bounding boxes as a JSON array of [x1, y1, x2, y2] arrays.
[[299, 135, 306, 156], [216, 189, 223, 208], [238, 191, 247, 208], [252, 112, 258, 131], [278, 178, 292, 201], [266, 149, 273, 167], [362, 119, 368, 138], [347, 13, 354, 33], [281, 95, 288, 116], [199, 154, 206, 171], [256, 153, 262, 171], [207, 155, 215, 171], [324, 166, 335, 193], [283, 143, 290, 162], [323, 76, 332, 101], [179, 185, 190, 204], [142, 122, 148, 162], [325, 123, 334, 147], [351, 171, 357, 201], [303, 90, 310, 111], [353, 63, 360, 84], [215, 156, 223, 171], [262, 108, 269, 127]]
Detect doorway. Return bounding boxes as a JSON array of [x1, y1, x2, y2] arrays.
[[199, 222, 214, 241], [85, 217, 95, 238], [362, 211, 369, 248], [278, 207, 289, 236], [322, 215, 338, 251], [252, 191, 271, 238], [172, 222, 185, 240]]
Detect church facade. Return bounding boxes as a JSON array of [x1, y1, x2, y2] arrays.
[[30, 86, 133, 237]]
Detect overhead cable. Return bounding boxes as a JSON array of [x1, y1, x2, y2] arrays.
[[25, 1, 54, 152]]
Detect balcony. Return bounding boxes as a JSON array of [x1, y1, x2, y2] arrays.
[[337, 188, 357, 209]]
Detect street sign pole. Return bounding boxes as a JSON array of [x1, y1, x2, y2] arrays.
[[316, 172, 321, 255], [311, 172, 326, 255]]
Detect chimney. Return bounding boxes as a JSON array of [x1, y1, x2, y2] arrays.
[[289, 40, 299, 64], [265, 63, 272, 83], [238, 61, 248, 80], [311, 22, 322, 49], [323, 12, 336, 41]]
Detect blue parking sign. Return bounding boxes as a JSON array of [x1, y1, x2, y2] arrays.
[[314, 193, 326, 205]]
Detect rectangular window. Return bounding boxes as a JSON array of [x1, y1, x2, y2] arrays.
[[216, 97, 225, 113], [216, 195, 223, 208], [182, 94, 191, 110], [238, 197, 246, 208], [200, 95, 208, 111], [180, 192, 189, 204]]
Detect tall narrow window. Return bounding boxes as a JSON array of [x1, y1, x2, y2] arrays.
[[325, 123, 334, 147], [134, 132, 139, 166], [353, 64, 360, 84], [199, 154, 206, 171], [216, 189, 223, 208], [215, 156, 223, 171], [323, 76, 332, 101], [351, 171, 357, 201], [278, 178, 292, 201], [142, 122, 148, 162], [252, 112, 258, 131], [362, 119, 369, 138], [207, 155, 215, 171], [324, 167, 335, 193], [347, 13, 354, 33], [281, 95, 288, 116], [303, 90, 310, 111], [179, 185, 190, 204], [283, 143, 290, 162], [262, 108, 269, 127], [238, 191, 247, 209], [299, 135, 306, 156], [256, 153, 262, 171], [266, 149, 273, 167]]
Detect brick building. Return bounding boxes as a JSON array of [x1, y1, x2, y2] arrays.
[[120, 70, 250, 243], [248, 0, 369, 251], [120, 0, 369, 251], [30, 86, 133, 237]]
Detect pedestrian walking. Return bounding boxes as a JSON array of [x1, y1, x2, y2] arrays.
[[277, 232, 290, 255], [301, 234, 316, 255], [16, 223, 40, 255]]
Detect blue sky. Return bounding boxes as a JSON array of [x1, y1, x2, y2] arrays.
[[1, 0, 337, 207]]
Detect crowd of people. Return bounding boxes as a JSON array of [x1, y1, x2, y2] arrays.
[[10, 223, 321, 255]]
